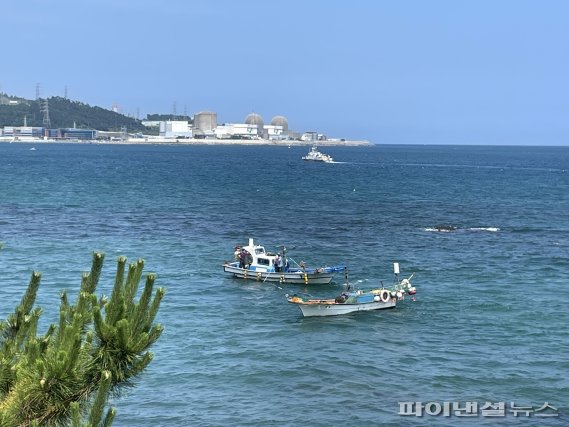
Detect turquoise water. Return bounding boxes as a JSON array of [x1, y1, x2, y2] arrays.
[[1, 143, 568, 426]]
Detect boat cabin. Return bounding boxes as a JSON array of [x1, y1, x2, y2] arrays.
[[240, 238, 280, 272]]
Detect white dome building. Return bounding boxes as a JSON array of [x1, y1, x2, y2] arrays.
[[244, 113, 264, 136], [270, 115, 289, 132]]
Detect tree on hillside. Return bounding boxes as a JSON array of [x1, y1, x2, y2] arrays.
[[0, 96, 147, 132], [0, 252, 165, 426], [145, 113, 193, 123]]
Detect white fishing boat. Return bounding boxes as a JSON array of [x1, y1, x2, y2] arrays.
[[223, 238, 345, 285], [302, 145, 333, 163], [287, 263, 417, 317]]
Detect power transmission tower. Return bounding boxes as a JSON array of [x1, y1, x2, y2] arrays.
[[40, 98, 51, 128]]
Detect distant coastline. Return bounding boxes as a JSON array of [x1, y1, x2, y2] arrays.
[[1, 95, 374, 146], [0, 137, 373, 146]]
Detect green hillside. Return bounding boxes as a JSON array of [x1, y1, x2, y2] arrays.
[[0, 95, 192, 133]]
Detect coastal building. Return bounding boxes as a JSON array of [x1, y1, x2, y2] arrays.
[[159, 120, 193, 138], [300, 131, 327, 142], [214, 123, 258, 139], [61, 128, 97, 140], [1, 126, 97, 140], [244, 113, 264, 137], [264, 125, 285, 140], [270, 115, 289, 133], [301, 131, 319, 142], [194, 111, 217, 133], [3, 126, 45, 138]]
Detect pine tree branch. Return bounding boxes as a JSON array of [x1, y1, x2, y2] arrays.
[[0, 252, 165, 426]]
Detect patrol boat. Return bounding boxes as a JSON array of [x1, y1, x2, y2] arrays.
[[302, 145, 334, 163]]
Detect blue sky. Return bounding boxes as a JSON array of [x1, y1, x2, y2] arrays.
[[2, 0, 568, 145]]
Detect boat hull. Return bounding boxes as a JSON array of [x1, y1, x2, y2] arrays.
[[224, 264, 336, 285], [302, 158, 333, 163], [293, 299, 396, 317]]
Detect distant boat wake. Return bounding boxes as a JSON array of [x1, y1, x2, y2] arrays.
[[425, 226, 500, 233]]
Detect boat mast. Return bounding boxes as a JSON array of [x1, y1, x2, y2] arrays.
[[344, 267, 351, 290], [282, 245, 287, 269], [393, 262, 400, 283]]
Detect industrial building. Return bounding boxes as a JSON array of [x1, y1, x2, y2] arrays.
[[214, 123, 258, 139], [159, 121, 192, 138], [300, 131, 328, 142], [61, 128, 97, 139], [244, 113, 264, 137], [264, 125, 285, 140], [270, 115, 289, 132], [1, 126, 97, 140], [2, 126, 45, 138], [194, 111, 217, 133]]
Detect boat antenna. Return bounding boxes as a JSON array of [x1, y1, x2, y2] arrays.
[[281, 245, 287, 268], [393, 262, 400, 284], [344, 267, 350, 290]]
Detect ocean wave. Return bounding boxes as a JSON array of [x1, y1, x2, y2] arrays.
[[425, 226, 500, 233], [467, 227, 500, 232]]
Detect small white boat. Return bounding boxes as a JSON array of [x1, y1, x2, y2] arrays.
[[302, 145, 333, 163], [223, 238, 345, 285], [287, 263, 417, 317]]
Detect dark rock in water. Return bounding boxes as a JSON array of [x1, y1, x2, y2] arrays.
[[434, 224, 458, 232]]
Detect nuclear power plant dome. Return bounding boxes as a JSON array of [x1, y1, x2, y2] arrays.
[[270, 115, 289, 131], [244, 113, 264, 126], [194, 111, 217, 132]]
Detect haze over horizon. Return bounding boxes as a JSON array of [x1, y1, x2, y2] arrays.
[[2, 0, 567, 145]]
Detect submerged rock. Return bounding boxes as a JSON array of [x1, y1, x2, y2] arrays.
[[434, 224, 458, 232]]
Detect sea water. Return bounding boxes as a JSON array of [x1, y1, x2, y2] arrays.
[[0, 143, 567, 426]]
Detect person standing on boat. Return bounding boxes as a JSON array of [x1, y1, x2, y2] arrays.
[[274, 254, 281, 272], [277, 254, 284, 272], [239, 249, 248, 269]]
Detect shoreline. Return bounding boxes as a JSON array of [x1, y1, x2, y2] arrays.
[[0, 137, 373, 146]]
